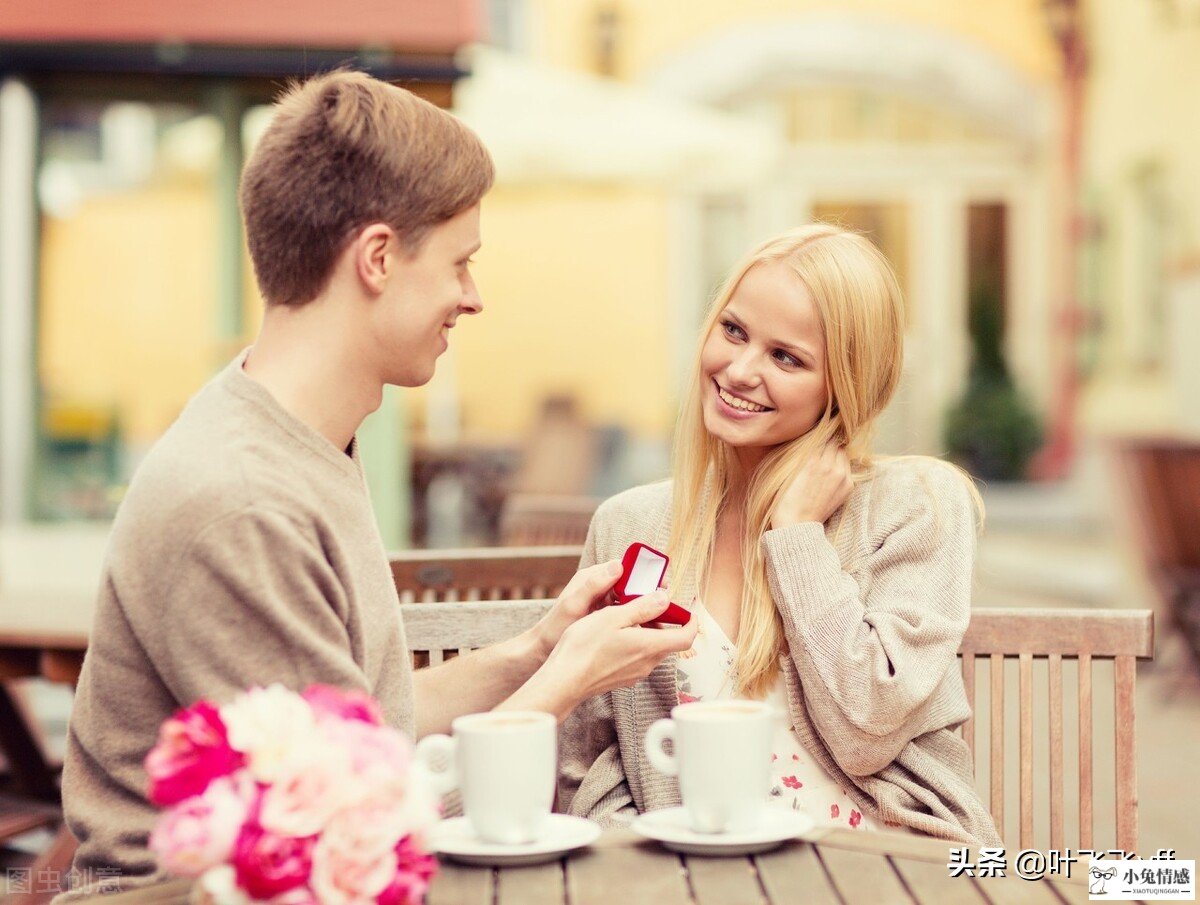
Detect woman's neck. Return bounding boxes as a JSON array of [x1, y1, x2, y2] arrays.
[[731, 444, 767, 481]]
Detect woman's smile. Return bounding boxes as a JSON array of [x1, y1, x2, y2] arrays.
[[712, 379, 774, 419]]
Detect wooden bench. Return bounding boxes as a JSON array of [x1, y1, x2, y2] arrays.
[[390, 545, 583, 602], [404, 601, 1154, 853]]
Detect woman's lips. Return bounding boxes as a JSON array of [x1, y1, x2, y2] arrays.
[[712, 379, 771, 419]]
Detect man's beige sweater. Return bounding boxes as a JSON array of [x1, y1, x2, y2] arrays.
[[61, 352, 414, 894], [559, 457, 1003, 846]]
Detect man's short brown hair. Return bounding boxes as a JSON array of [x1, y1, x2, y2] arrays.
[[239, 70, 494, 306]]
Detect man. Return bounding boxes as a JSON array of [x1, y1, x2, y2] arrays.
[[62, 69, 696, 893]]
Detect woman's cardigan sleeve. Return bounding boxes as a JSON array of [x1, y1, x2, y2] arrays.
[[557, 514, 639, 825], [762, 461, 975, 777]]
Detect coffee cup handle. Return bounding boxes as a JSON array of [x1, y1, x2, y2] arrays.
[[644, 718, 678, 776], [414, 733, 459, 795]]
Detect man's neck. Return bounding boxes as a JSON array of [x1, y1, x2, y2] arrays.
[[242, 301, 383, 454]]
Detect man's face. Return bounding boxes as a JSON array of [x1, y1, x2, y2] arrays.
[[372, 204, 483, 387]]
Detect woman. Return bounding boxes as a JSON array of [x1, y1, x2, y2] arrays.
[[559, 224, 1002, 844]]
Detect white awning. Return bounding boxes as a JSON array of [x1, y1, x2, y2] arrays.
[[453, 45, 781, 190]]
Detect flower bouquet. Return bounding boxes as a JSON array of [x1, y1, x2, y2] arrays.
[[145, 684, 439, 905]]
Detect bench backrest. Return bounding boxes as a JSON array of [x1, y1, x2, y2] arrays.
[[403, 601, 1154, 853], [390, 545, 582, 603]]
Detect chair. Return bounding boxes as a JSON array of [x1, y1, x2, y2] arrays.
[[402, 600, 1154, 854], [389, 545, 583, 603], [498, 494, 599, 546], [0, 634, 87, 905], [959, 607, 1153, 854], [1113, 439, 1200, 669]]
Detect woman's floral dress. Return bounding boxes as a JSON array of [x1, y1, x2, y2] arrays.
[[675, 603, 894, 832]]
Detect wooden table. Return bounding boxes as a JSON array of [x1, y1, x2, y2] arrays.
[[76, 826, 1120, 905], [0, 630, 87, 801]]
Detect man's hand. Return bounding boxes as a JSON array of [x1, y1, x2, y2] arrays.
[[529, 559, 623, 659], [771, 439, 853, 529], [501, 592, 699, 720]]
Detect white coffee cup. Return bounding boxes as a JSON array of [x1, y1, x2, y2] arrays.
[[644, 700, 774, 834], [415, 710, 556, 845]]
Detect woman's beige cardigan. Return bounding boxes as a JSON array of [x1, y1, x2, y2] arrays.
[[558, 457, 1003, 845]]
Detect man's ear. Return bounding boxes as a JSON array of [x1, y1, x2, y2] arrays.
[[353, 223, 396, 296]]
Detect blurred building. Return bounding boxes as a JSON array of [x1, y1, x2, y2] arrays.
[[435, 0, 1200, 480], [1078, 0, 1200, 440], [436, 0, 1066, 469], [0, 0, 481, 549]]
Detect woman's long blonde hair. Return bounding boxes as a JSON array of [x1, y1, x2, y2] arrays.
[[668, 223, 977, 698]]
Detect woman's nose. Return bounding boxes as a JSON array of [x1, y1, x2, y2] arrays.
[[725, 348, 761, 387]]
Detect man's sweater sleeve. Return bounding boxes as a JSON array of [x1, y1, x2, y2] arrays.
[[134, 505, 373, 708], [761, 464, 975, 777]]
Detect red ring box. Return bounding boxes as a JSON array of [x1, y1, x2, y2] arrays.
[[614, 542, 692, 626]]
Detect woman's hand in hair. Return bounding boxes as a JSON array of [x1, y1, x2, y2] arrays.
[[771, 439, 853, 529]]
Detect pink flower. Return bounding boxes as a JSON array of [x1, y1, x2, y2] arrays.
[[782, 776, 802, 790], [334, 721, 412, 781], [849, 809, 862, 828], [268, 888, 319, 905], [303, 685, 385, 726], [377, 835, 438, 905], [830, 804, 840, 819], [678, 693, 700, 704], [311, 809, 402, 905], [232, 822, 315, 901], [259, 746, 354, 838], [150, 774, 256, 877], [145, 701, 245, 806]]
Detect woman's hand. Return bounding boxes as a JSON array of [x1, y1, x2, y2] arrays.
[[770, 439, 853, 529]]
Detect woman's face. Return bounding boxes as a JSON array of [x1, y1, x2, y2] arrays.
[[699, 261, 830, 457]]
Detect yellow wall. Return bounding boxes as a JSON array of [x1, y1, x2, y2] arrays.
[[531, 0, 1059, 83], [39, 184, 221, 446], [410, 183, 674, 439]]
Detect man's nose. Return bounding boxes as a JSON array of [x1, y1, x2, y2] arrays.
[[460, 275, 483, 315]]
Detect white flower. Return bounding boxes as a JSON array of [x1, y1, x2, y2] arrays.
[[219, 685, 321, 783]]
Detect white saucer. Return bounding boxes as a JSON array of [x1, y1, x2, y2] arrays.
[[429, 814, 601, 867], [631, 806, 815, 856]]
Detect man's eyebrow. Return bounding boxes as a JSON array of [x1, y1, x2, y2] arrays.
[[723, 308, 817, 362], [460, 242, 482, 258]]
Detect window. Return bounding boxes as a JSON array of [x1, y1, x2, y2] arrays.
[[33, 98, 234, 519]]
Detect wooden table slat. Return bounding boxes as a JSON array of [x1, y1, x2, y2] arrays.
[[816, 844, 914, 904], [425, 862, 492, 905], [495, 860, 564, 905], [684, 854, 765, 905], [888, 856, 989, 904], [754, 841, 840, 905], [567, 833, 692, 905], [966, 873, 1064, 905]]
